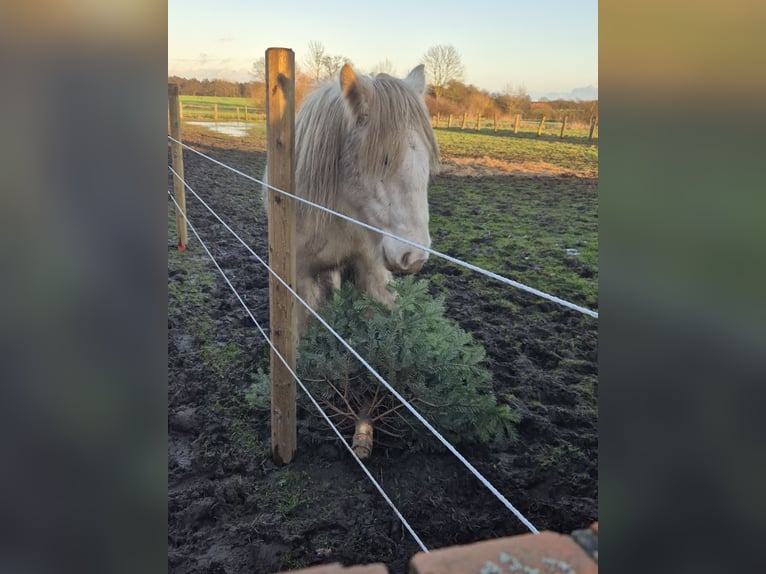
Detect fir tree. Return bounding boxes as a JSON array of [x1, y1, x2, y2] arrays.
[[247, 277, 520, 457]]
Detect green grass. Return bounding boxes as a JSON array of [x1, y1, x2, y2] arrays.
[[427, 174, 598, 310], [180, 95, 255, 107], [435, 127, 599, 174], [178, 95, 264, 121]]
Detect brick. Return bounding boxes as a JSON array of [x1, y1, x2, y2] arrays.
[[571, 523, 599, 563], [410, 531, 597, 574], [273, 562, 388, 574]]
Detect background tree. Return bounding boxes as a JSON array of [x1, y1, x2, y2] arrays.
[[250, 56, 265, 83], [303, 40, 326, 83], [322, 54, 351, 81], [495, 85, 532, 117], [421, 44, 464, 99], [370, 58, 397, 76]]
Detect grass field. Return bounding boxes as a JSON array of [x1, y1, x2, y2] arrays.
[[179, 95, 254, 107], [175, 96, 597, 141], [435, 127, 598, 175], [178, 95, 264, 120]]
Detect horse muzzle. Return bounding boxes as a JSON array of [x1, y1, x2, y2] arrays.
[[383, 247, 428, 275]]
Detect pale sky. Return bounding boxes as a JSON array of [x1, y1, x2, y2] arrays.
[[168, 0, 597, 98]]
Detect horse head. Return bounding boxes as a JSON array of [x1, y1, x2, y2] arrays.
[[338, 64, 438, 276]]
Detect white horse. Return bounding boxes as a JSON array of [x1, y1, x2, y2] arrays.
[[266, 63, 440, 333]]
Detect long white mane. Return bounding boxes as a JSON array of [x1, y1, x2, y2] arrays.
[[294, 72, 440, 231]]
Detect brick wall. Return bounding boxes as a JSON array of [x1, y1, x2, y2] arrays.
[[273, 523, 598, 574]]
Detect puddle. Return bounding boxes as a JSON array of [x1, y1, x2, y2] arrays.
[[187, 121, 252, 137]]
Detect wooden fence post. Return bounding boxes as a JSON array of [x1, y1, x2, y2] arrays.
[[476, 114, 481, 130], [448, 114, 453, 128], [560, 116, 568, 139], [514, 114, 520, 134], [436, 112, 440, 127], [266, 47, 297, 465], [168, 84, 187, 250], [237, 107, 240, 121], [245, 105, 249, 121], [537, 116, 546, 136], [589, 116, 598, 140], [461, 112, 467, 129], [493, 114, 498, 132], [214, 103, 218, 120]]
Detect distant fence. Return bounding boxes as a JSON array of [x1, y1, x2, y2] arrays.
[[177, 101, 266, 121], [432, 112, 598, 140], [174, 100, 597, 139]]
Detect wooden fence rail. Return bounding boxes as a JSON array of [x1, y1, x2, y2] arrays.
[[431, 113, 598, 140], [177, 101, 266, 121]]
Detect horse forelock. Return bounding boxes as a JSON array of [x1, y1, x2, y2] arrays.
[[295, 73, 440, 233]]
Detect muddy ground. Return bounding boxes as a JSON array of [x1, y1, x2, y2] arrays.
[[167, 126, 598, 573]]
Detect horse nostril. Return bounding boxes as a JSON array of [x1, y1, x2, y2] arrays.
[[401, 252, 410, 270]]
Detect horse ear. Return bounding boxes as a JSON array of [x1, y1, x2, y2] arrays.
[[340, 63, 370, 120], [404, 64, 427, 97]]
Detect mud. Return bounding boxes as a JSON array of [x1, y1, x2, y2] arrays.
[[168, 126, 597, 573]]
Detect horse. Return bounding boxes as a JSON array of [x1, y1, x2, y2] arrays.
[[265, 63, 440, 334]]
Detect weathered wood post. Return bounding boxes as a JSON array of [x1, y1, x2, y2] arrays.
[[245, 105, 249, 121], [237, 107, 241, 121], [560, 115, 568, 139], [589, 116, 598, 140], [436, 112, 440, 127], [214, 102, 219, 120], [537, 116, 546, 136], [461, 112, 467, 129], [514, 114, 521, 134], [476, 114, 481, 130], [448, 114, 453, 128], [168, 84, 187, 250], [266, 47, 297, 465], [493, 114, 498, 132]]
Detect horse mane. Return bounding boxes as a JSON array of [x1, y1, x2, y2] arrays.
[[294, 72, 441, 231]]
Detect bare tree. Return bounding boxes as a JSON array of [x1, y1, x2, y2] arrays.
[[250, 56, 265, 83], [421, 44, 464, 99], [303, 40, 326, 83], [371, 58, 397, 76], [322, 55, 350, 80]]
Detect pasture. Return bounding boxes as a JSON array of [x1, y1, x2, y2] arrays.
[[167, 120, 598, 573], [178, 95, 264, 120]]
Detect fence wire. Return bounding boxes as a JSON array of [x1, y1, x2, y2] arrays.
[[168, 164, 540, 534], [168, 188, 430, 552], [167, 136, 598, 319]]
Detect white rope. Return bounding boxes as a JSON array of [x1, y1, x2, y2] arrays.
[[167, 136, 598, 319], [168, 166, 540, 534], [167, 189, 430, 553]]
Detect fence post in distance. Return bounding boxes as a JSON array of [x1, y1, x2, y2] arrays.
[[168, 84, 187, 250]]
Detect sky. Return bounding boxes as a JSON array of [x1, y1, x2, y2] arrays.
[[168, 0, 597, 99]]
